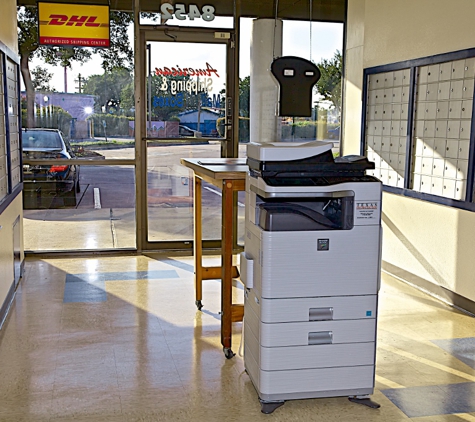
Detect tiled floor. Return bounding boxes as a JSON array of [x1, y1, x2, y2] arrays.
[[1, 254, 475, 421]]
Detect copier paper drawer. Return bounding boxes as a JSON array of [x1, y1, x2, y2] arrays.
[[244, 344, 375, 398], [245, 288, 377, 323], [244, 324, 375, 371], [244, 305, 376, 347]]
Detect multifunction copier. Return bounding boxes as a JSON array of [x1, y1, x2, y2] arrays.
[[240, 140, 382, 414]]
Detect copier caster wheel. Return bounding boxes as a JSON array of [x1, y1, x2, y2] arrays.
[[195, 300, 203, 311], [348, 396, 381, 409], [259, 399, 285, 414], [223, 347, 235, 359]]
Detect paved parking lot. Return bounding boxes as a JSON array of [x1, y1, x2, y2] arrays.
[[23, 139, 338, 251]]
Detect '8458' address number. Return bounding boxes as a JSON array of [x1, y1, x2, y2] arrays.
[[161, 3, 215, 22]]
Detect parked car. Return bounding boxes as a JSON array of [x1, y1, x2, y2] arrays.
[[179, 125, 198, 137], [327, 126, 341, 140], [22, 128, 80, 207]]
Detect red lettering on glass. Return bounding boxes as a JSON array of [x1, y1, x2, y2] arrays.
[[154, 63, 220, 78]]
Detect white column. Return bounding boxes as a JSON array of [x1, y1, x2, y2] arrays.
[[250, 18, 283, 143]]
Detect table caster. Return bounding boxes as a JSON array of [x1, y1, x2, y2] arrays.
[[195, 300, 203, 310], [259, 400, 284, 414], [223, 347, 235, 359]]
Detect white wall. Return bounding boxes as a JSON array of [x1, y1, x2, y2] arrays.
[[1, 0, 18, 53], [0, 0, 22, 316], [0, 196, 23, 306], [344, 0, 475, 304]]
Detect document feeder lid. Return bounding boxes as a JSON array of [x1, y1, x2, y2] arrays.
[[246, 141, 375, 178]]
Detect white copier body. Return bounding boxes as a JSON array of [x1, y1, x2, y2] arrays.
[[241, 141, 382, 407]]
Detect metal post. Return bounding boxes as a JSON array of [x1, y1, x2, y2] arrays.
[[134, 0, 146, 251], [233, 0, 241, 156], [147, 44, 152, 136], [197, 76, 201, 135]]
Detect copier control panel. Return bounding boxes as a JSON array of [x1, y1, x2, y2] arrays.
[[263, 175, 380, 186]]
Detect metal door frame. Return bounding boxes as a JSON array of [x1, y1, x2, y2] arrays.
[[135, 24, 238, 251]]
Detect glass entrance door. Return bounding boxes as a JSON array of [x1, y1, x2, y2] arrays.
[[138, 27, 236, 250]]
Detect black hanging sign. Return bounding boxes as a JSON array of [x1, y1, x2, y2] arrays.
[[271, 56, 321, 117]]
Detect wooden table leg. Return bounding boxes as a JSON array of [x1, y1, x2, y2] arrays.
[[221, 179, 235, 358], [193, 175, 203, 310]]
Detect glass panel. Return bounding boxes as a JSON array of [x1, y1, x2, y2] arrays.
[[20, 7, 136, 162], [147, 142, 222, 242], [26, 73, 136, 161], [146, 42, 226, 141], [238, 20, 344, 159], [146, 141, 246, 244], [23, 165, 136, 251], [282, 22, 343, 146], [19, 5, 137, 251], [146, 40, 229, 242]]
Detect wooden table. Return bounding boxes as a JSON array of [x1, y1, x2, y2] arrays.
[[180, 158, 248, 359]]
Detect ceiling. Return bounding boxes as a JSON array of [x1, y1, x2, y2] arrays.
[[17, 0, 346, 22]]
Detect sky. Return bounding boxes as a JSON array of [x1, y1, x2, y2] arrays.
[[30, 16, 343, 94]]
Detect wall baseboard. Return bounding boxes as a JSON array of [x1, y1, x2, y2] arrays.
[[382, 261, 475, 317], [0, 280, 15, 331]]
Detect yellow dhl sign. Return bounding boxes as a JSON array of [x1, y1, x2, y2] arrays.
[[38, 2, 110, 47]]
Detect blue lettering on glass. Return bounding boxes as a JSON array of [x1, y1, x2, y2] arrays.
[[200, 94, 210, 107], [199, 93, 221, 108], [153, 93, 184, 108]]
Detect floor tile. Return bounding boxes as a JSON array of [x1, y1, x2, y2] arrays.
[[432, 338, 475, 369], [50, 388, 123, 418], [382, 382, 475, 418], [51, 416, 126, 422], [53, 361, 119, 390], [0, 390, 53, 421], [119, 387, 190, 416], [411, 413, 475, 422], [63, 281, 107, 303]]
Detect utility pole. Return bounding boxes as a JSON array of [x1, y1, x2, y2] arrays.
[[64, 65, 68, 93], [75, 74, 85, 93]]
